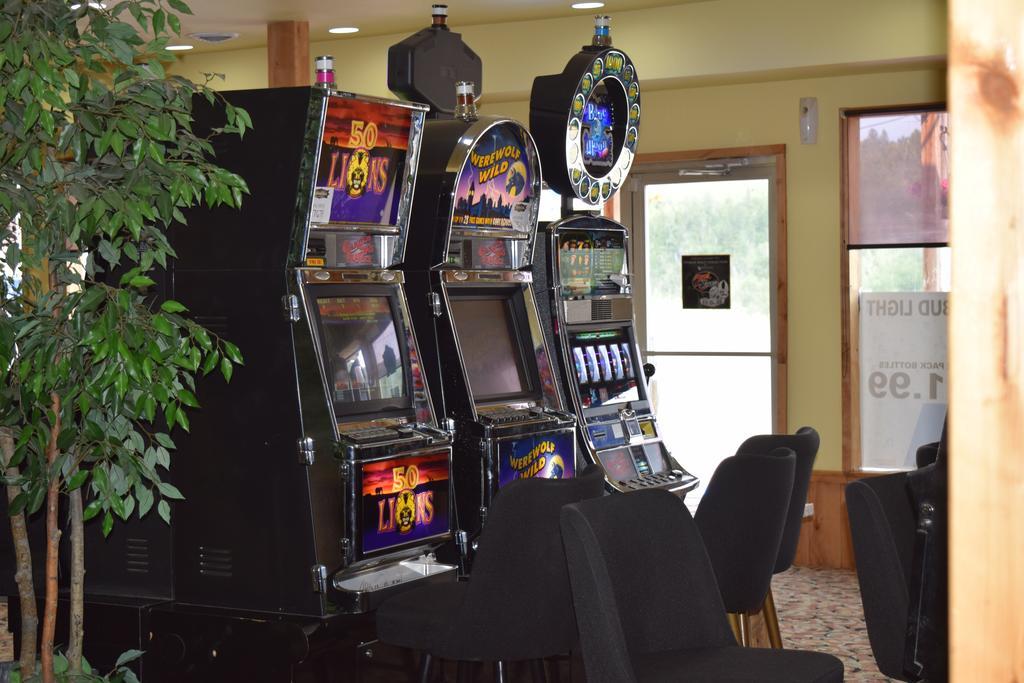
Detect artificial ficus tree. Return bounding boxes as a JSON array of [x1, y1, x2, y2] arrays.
[[0, 0, 250, 680]]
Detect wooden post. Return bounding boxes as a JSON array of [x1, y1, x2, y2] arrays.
[[267, 21, 310, 88], [948, 0, 1024, 679]]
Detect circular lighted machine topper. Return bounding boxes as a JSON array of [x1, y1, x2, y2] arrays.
[[565, 50, 639, 204]]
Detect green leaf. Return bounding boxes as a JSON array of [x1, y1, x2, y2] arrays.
[[137, 487, 154, 517], [220, 356, 234, 382], [129, 275, 157, 288], [167, 0, 194, 15], [152, 9, 166, 35], [177, 388, 199, 408], [115, 649, 145, 667], [83, 498, 103, 521], [222, 341, 243, 364], [157, 481, 184, 500], [160, 299, 188, 314], [155, 432, 175, 450], [158, 499, 171, 524], [67, 469, 89, 491], [63, 67, 80, 88], [102, 510, 114, 537], [152, 315, 174, 337], [8, 493, 28, 517], [155, 446, 170, 469], [193, 327, 212, 351], [22, 102, 41, 136]]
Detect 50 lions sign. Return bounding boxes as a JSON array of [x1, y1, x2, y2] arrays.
[[360, 452, 450, 554]]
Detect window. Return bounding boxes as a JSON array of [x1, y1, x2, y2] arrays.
[[842, 106, 949, 472]]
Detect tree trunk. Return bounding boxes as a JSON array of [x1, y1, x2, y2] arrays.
[[40, 393, 61, 683], [68, 483, 84, 674], [0, 427, 37, 677]]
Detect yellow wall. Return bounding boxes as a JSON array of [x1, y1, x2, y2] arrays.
[[171, 0, 946, 99], [169, 1, 948, 471]]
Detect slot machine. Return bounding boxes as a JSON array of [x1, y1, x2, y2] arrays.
[[530, 16, 698, 495], [140, 84, 457, 679], [398, 88, 577, 542], [387, 9, 577, 544]]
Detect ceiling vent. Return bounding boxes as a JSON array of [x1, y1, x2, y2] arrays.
[[189, 31, 240, 44]]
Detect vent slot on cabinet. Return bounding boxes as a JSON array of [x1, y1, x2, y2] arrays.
[[592, 300, 613, 321], [125, 537, 150, 575], [198, 546, 233, 579], [193, 315, 229, 338]]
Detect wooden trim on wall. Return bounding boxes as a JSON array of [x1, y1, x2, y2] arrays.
[[840, 115, 859, 473], [635, 144, 787, 166], [793, 470, 858, 570], [773, 153, 789, 434]]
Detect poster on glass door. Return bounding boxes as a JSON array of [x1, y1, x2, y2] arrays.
[[682, 254, 731, 309], [859, 292, 948, 469]]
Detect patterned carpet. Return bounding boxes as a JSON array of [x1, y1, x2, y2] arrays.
[[772, 566, 893, 682]]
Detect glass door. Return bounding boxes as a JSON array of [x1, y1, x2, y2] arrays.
[[625, 154, 785, 507]]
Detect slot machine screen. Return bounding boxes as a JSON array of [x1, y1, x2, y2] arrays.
[[569, 328, 640, 409], [557, 229, 626, 298], [449, 295, 535, 402], [582, 83, 615, 173], [315, 296, 411, 416], [599, 447, 637, 483]]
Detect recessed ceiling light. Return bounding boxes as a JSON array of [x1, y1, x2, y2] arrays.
[[328, 26, 360, 34], [189, 31, 240, 44], [69, 2, 106, 9], [571, 2, 605, 8], [165, 44, 194, 51]]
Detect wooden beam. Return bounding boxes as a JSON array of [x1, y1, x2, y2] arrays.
[[949, 0, 1024, 679], [267, 21, 310, 88]]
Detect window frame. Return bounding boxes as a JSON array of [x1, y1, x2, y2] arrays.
[[840, 102, 949, 473]]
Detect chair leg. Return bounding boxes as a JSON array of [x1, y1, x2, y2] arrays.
[[726, 612, 743, 645], [739, 612, 751, 647], [494, 660, 508, 683], [529, 659, 548, 683], [418, 653, 433, 683], [762, 586, 784, 649]]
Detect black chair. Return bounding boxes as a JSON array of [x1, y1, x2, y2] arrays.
[[734, 425, 821, 647], [560, 489, 845, 682], [375, 465, 605, 682], [694, 450, 795, 645], [846, 473, 917, 681]]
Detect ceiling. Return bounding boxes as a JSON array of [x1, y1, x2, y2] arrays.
[[176, 0, 704, 52]]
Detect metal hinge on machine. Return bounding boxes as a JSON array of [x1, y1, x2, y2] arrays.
[[311, 564, 328, 593], [283, 294, 301, 322], [297, 437, 315, 465], [340, 537, 353, 563], [428, 291, 442, 317]]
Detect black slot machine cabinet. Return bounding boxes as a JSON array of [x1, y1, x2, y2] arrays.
[[147, 86, 456, 680], [530, 17, 698, 496], [399, 91, 577, 543]]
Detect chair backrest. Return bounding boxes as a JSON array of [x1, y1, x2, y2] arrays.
[[694, 449, 796, 613], [448, 464, 605, 661], [846, 473, 917, 681], [735, 426, 820, 573], [560, 489, 736, 683]]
